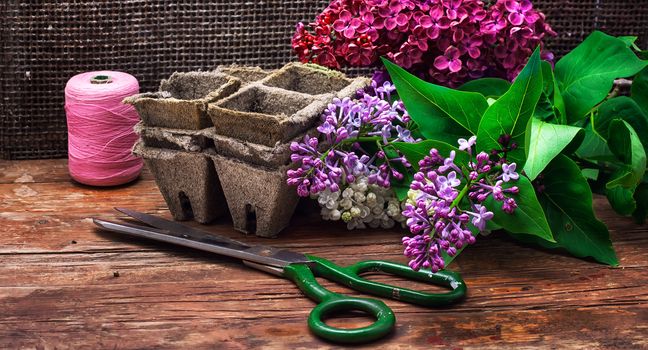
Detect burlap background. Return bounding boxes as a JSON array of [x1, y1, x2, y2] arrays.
[[1, 0, 646, 159]]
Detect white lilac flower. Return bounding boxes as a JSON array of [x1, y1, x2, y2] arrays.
[[312, 175, 406, 230], [458, 136, 477, 151]]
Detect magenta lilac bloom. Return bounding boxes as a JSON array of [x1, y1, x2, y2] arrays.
[[401, 136, 520, 271], [293, 0, 555, 87]]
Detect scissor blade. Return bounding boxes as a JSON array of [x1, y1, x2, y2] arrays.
[[114, 207, 249, 248], [93, 218, 311, 268]]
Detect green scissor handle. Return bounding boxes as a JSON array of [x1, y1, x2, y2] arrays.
[[282, 254, 466, 344]]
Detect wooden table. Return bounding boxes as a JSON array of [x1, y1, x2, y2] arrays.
[[1, 159, 647, 349]]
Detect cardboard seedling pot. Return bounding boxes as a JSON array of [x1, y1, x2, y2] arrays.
[[208, 85, 324, 147], [216, 65, 271, 85], [209, 153, 299, 238], [134, 122, 212, 153], [261, 62, 357, 95], [129, 63, 368, 237], [133, 142, 228, 224], [124, 71, 241, 130], [135, 122, 312, 168], [208, 64, 368, 146]]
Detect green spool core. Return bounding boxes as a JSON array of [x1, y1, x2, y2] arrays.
[[91, 75, 112, 84]]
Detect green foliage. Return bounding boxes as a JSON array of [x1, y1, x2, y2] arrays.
[[383, 30, 647, 266], [575, 126, 615, 162], [382, 58, 487, 142], [595, 97, 648, 155], [458, 78, 511, 99], [524, 118, 583, 181], [392, 176, 412, 201], [605, 120, 647, 215], [391, 140, 468, 171], [536, 61, 567, 123], [631, 67, 648, 114], [476, 48, 543, 165], [514, 155, 619, 266], [485, 176, 554, 242], [618, 36, 638, 47], [555, 31, 648, 123]]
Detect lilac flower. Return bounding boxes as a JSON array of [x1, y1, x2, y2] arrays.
[[402, 234, 445, 272], [370, 69, 391, 87], [333, 10, 362, 39], [376, 81, 397, 99], [434, 46, 463, 73], [458, 136, 477, 151], [317, 121, 336, 135], [396, 125, 415, 142], [444, 0, 469, 21], [346, 41, 375, 66], [469, 204, 494, 231], [438, 171, 461, 188], [401, 136, 521, 271], [288, 80, 416, 197], [294, 0, 555, 87], [501, 163, 519, 182], [376, 0, 411, 31], [357, 12, 381, 41], [418, 7, 451, 40], [438, 150, 459, 173], [504, 0, 539, 26], [502, 197, 518, 214]]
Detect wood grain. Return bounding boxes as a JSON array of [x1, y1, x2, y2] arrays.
[[1, 159, 646, 349]]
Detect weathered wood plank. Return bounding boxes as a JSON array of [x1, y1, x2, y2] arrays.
[[0, 159, 153, 184], [0, 159, 647, 349]]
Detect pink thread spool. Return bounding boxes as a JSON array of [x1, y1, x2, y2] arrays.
[[64, 71, 143, 186]]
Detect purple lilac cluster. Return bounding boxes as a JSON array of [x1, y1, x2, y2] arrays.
[[293, 0, 555, 87], [401, 136, 520, 271], [287, 80, 416, 197]]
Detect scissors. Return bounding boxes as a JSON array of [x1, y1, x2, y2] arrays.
[[93, 208, 466, 344]]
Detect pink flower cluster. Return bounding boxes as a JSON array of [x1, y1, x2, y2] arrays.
[[293, 0, 556, 86]]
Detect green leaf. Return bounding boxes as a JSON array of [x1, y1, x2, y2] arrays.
[[392, 183, 410, 201], [631, 67, 648, 115], [594, 97, 648, 155], [476, 48, 543, 165], [541, 60, 554, 92], [534, 62, 556, 121], [575, 125, 615, 162], [521, 155, 619, 266], [535, 65, 553, 120], [534, 94, 555, 121], [607, 182, 637, 216], [382, 58, 488, 140], [607, 119, 647, 186], [523, 118, 584, 180], [486, 175, 554, 242], [541, 61, 567, 124], [391, 140, 469, 171], [553, 83, 567, 125], [618, 36, 638, 47], [582, 168, 600, 180], [604, 120, 647, 215], [458, 78, 511, 99], [554, 31, 648, 123]]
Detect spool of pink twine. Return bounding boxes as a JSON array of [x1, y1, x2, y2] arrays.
[[65, 71, 143, 186]]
